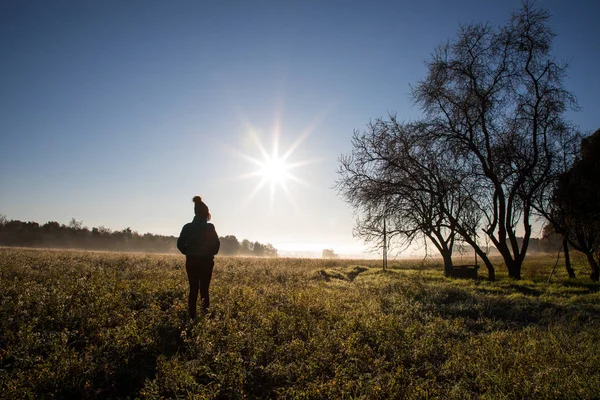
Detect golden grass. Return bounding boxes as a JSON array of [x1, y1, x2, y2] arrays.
[[0, 248, 598, 399]]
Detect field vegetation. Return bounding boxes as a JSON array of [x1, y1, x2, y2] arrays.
[[1, 248, 599, 399]]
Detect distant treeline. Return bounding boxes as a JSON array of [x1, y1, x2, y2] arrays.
[[502, 235, 562, 254], [0, 216, 278, 257], [466, 234, 563, 256]]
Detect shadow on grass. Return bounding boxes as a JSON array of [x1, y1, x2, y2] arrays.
[[313, 266, 368, 282], [561, 280, 600, 292], [94, 321, 187, 399], [505, 284, 543, 297], [409, 283, 600, 330]]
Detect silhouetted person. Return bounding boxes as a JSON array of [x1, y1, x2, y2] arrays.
[[177, 196, 220, 319]]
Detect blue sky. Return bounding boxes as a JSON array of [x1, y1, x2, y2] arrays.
[[1, 0, 598, 257]]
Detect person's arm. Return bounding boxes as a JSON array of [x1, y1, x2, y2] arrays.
[[209, 224, 220, 255], [177, 225, 188, 254]]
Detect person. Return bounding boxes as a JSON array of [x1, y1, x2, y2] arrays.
[[177, 195, 220, 318]]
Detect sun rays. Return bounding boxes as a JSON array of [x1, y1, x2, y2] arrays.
[[227, 119, 317, 210]]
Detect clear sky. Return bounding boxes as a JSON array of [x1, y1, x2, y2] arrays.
[[1, 0, 598, 257]]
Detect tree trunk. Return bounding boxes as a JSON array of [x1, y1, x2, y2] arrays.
[[442, 251, 453, 277], [587, 252, 600, 281], [491, 235, 523, 280], [481, 256, 495, 281], [563, 236, 575, 279], [471, 244, 495, 281], [506, 259, 522, 280], [472, 244, 495, 281]]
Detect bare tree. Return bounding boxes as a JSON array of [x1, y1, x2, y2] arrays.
[[535, 128, 581, 279], [337, 118, 489, 277], [413, 2, 578, 279], [541, 223, 575, 279], [550, 130, 600, 281]]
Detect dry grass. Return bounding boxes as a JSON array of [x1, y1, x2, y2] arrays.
[[1, 248, 599, 399]]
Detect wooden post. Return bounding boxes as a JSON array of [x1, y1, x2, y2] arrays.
[[548, 241, 563, 283], [473, 232, 478, 267], [383, 218, 387, 271]]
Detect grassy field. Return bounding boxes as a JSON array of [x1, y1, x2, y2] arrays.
[[1, 248, 599, 399]]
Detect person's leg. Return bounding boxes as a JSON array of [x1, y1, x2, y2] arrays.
[[198, 259, 215, 312], [186, 257, 201, 318]]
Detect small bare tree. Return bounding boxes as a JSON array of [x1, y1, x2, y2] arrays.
[[337, 118, 488, 277]]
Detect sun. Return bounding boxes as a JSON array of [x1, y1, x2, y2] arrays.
[[259, 154, 290, 185], [228, 122, 316, 208]]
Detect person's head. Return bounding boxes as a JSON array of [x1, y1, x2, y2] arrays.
[[193, 195, 211, 221]]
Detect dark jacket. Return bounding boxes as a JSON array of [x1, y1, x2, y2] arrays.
[[177, 217, 220, 258]]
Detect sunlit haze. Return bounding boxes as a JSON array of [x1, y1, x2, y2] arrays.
[[228, 123, 313, 210], [1, 0, 598, 257]]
